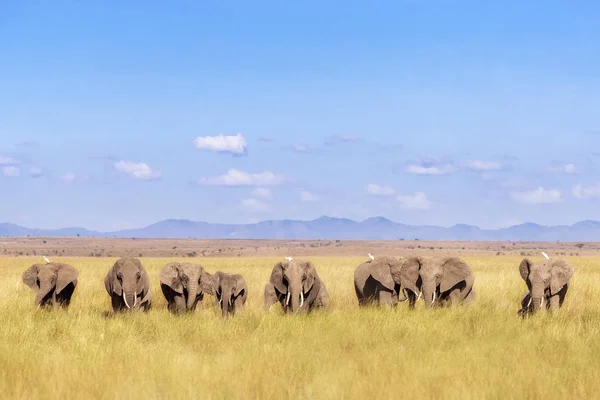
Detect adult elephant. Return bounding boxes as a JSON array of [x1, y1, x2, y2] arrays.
[[104, 257, 152, 312], [212, 271, 248, 317], [159, 262, 215, 314], [518, 257, 573, 316], [354, 256, 421, 308], [264, 258, 329, 313], [22, 262, 79, 309], [416, 256, 475, 308]]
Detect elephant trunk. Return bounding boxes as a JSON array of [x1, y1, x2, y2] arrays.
[[221, 290, 232, 317], [288, 282, 302, 312], [35, 283, 53, 306], [187, 279, 199, 310], [421, 283, 437, 308], [123, 282, 137, 310], [531, 286, 545, 312]]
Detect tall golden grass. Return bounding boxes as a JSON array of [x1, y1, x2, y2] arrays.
[[0, 256, 598, 399]]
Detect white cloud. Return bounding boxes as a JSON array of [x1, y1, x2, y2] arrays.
[[365, 184, 395, 196], [325, 135, 361, 145], [61, 172, 78, 182], [114, 161, 161, 180], [300, 191, 319, 202], [200, 169, 287, 186], [251, 188, 272, 199], [29, 167, 44, 178], [396, 192, 432, 210], [550, 164, 577, 174], [466, 160, 502, 171], [2, 166, 20, 177], [193, 133, 247, 155], [292, 144, 311, 153], [405, 164, 455, 175], [0, 156, 18, 166], [510, 187, 562, 204], [239, 198, 270, 212], [573, 183, 600, 199]]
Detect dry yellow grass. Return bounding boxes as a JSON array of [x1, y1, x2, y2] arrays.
[[1, 255, 599, 399]]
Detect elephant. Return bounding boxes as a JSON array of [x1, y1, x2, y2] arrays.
[[517, 257, 573, 316], [22, 262, 79, 309], [104, 257, 152, 312], [212, 271, 248, 317], [264, 259, 329, 313], [159, 262, 215, 314], [415, 256, 476, 308], [353, 256, 421, 308]]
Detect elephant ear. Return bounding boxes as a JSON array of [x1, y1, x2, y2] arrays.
[[550, 260, 573, 295], [234, 274, 247, 297], [159, 263, 183, 294], [105, 262, 123, 296], [440, 257, 472, 293], [269, 262, 287, 294], [399, 256, 422, 295], [519, 258, 532, 282], [22, 264, 41, 291], [302, 261, 317, 293], [200, 269, 216, 296], [368, 258, 394, 290], [56, 264, 78, 294]]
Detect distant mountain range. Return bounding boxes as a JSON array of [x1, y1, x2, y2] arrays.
[[2, 216, 600, 241]]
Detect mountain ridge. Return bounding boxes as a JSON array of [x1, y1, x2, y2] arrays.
[[2, 216, 600, 241]]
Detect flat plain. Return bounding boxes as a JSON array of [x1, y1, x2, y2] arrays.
[[1, 238, 599, 399]]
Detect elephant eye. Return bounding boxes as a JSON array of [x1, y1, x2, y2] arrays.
[[117, 273, 123, 280], [136, 272, 141, 281]]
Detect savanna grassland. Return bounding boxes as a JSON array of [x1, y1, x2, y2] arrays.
[[1, 250, 600, 399]]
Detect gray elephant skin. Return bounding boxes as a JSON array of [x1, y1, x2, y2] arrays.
[[22, 262, 79, 309], [264, 259, 329, 313], [159, 262, 215, 314], [213, 271, 248, 317], [415, 256, 476, 308], [354, 256, 421, 308], [518, 258, 573, 316], [104, 257, 152, 312]]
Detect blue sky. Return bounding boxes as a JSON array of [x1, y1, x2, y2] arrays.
[[1, 1, 600, 231]]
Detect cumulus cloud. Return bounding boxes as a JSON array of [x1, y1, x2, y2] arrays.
[[325, 135, 361, 145], [510, 187, 562, 204], [239, 198, 270, 212], [200, 169, 287, 186], [0, 156, 18, 166], [405, 164, 455, 175], [29, 167, 44, 178], [251, 188, 272, 199], [466, 160, 503, 171], [405, 156, 456, 175], [300, 191, 319, 202], [396, 192, 432, 210], [365, 184, 395, 196], [2, 166, 20, 177], [193, 133, 248, 155], [550, 164, 577, 174], [573, 183, 600, 199], [60, 172, 89, 182], [114, 161, 161, 180]]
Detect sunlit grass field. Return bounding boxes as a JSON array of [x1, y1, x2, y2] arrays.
[[1, 255, 599, 399]]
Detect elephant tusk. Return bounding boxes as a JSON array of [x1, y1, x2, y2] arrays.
[[300, 291, 304, 308], [540, 297, 544, 308], [123, 292, 132, 309], [526, 297, 532, 308], [286, 292, 291, 306], [432, 291, 437, 304], [417, 291, 422, 301], [133, 291, 138, 308], [228, 298, 232, 307]]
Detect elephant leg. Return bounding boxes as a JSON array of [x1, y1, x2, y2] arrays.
[[463, 288, 476, 305], [263, 284, 279, 311], [378, 290, 393, 308], [111, 295, 125, 312], [548, 294, 561, 312], [173, 294, 186, 313], [558, 283, 569, 308], [518, 292, 532, 317], [234, 297, 245, 314], [354, 283, 365, 307]]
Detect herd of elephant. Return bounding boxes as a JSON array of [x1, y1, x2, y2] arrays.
[[20, 253, 575, 317]]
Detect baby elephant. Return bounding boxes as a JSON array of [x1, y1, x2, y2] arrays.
[[518, 257, 573, 316], [22, 262, 79, 309], [159, 262, 215, 314], [212, 271, 248, 317], [104, 257, 152, 312]]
